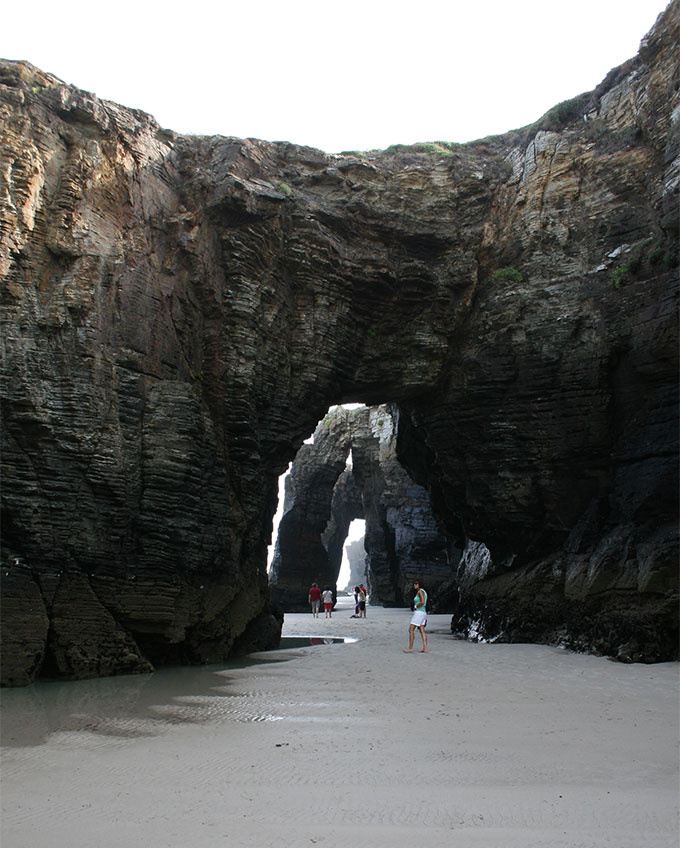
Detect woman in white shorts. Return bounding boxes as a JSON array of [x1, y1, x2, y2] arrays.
[[404, 580, 427, 653]]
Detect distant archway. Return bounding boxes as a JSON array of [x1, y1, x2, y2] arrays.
[[338, 518, 366, 591], [268, 405, 457, 612]]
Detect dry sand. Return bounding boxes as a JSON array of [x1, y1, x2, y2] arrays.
[[1, 598, 678, 847]]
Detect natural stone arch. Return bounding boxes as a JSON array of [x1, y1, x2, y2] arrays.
[[1, 8, 678, 684], [269, 406, 456, 612], [269, 408, 355, 609], [321, 469, 364, 595]]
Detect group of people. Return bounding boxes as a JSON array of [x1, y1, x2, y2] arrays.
[[306, 578, 428, 652], [307, 583, 334, 618], [350, 584, 367, 618], [307, 583, 367, 618]]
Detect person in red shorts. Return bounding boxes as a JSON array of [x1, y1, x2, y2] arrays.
[[322, 586, 333, 618]]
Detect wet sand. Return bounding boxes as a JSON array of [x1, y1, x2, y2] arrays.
[[1, 599, 678, 847]]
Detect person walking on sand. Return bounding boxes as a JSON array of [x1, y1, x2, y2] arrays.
[[350, 585, 360, 617], [404, 579, 427, 652], [358, 584, 367, 618], [308, 583, 322, 618], [322, 586, 333, 618]]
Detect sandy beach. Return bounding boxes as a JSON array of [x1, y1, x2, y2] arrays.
[[1, 598, 678, 848]]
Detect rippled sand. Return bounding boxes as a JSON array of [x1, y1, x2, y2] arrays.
[[1, 600, 678, 847]]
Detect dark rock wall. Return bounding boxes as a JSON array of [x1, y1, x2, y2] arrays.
[[351, 407, 458, 608], [268, 407, 353, 609], [321, 469, 363, 597], [1, 2, 678, 682], [393, 6, 679, 659]]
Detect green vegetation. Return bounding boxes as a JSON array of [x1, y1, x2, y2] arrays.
[[636, 237, 677, 271], [367, 327, 376, 338], [509, 93, 592, 148], [384, 141, 459, 156], [276, 180, 293, 197], [491, 266, 524, 283], [612, 238, 678, 287], [647, 245, 664, 266], [541, 94, 591, 130], [627, 254, 643, 275], [610, 264, 629, 289], [603, 236, 678, 290], [582, 123, 643, 154]]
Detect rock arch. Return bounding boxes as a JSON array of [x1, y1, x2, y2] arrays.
[[1, 5, 678, 682], [269, 406, 456, 611]]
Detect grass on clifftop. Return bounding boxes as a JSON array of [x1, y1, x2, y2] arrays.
[[383, 141, 461, 156]]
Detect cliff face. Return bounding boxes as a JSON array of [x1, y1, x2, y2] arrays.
[[269, 406, 454, 611], [343, 539, 367, 593], [268, 408, 354, 609], [1, 2, 678, 683], [393, 7, 679, 660], [351, 407, 458, 609]]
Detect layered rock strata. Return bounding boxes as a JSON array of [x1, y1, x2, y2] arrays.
[[1, 2, 678, 682], [351, 407, 458, 609], [269, 408, 354, 609], [269, 406, 454, 611]]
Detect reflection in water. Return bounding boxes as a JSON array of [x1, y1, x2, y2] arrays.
[[0, 637, 359, 749], [0, 654, 291, 749], [280, 636, 358, 648]]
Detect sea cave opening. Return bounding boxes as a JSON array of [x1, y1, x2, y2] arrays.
[[267, 404, 368, 610], [266, 402, 459, 614]]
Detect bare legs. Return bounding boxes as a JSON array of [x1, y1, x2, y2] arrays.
[[403, 624, 427, 653]]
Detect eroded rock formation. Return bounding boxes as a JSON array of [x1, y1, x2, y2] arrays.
[[343, 539, 367, 593], [269, 408, 354, 609], [269, 406, 455, 610], [351, 407, 458, 609], [1, 2, 678, 683]]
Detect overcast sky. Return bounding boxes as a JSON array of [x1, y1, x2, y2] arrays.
[[1, 0, 667, 153]]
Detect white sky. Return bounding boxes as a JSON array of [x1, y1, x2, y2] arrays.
[[2, 0, 667, 153], [339, 519, 366, 591]]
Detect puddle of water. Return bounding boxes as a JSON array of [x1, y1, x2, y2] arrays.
[[0, 637, 358, 748], [276, 636, 358, 649], [0, 654, 295, 748]]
